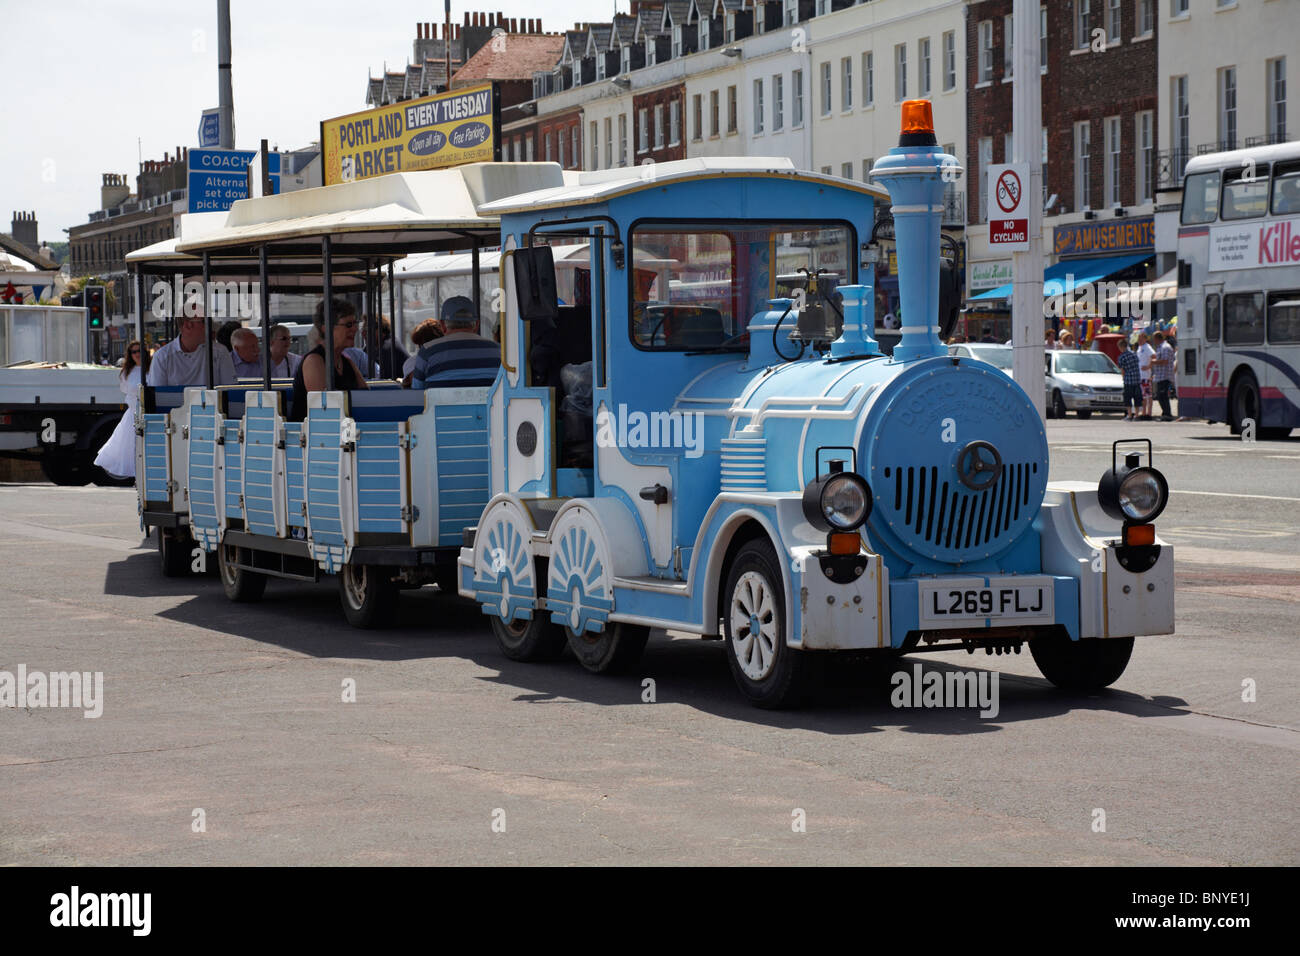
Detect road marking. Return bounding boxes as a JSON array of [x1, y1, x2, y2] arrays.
[[1172, 489, 1300, 502]]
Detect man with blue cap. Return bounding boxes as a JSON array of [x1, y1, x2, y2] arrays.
[[410, 295, 501, 389]]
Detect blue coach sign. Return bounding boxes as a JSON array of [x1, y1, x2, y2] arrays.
[[187, 148, 281, 212]]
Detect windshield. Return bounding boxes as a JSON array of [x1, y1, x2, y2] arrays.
[[967, 346, 1012, 369], [1057, 352, 1119, 374], [629, 221, 855, 350]]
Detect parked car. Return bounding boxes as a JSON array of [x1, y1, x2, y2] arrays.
[[1045, 349, 1125, 418]]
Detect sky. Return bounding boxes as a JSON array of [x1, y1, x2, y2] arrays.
[[1, 0, 619, 240]]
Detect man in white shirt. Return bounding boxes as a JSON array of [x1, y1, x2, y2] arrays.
[[147, 313, 237, 387], [1136, 331, 1155, 420], [267, 323, 302, 379], [230, 328, 262, 379]]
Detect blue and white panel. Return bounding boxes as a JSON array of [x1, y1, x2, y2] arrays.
[[284, 422, 306, 529], [720, 437, 767, 493], [221, 419, 242, 530], [353, 422, 406, 536], [241, 394, 284, 538], [470, 497, 536, 623], [434, 402, 490, 546], [186, 391, 223, 551], [140, 413, 170, 505], [546, 506, 613, 634], [303, 392, 349, 572]]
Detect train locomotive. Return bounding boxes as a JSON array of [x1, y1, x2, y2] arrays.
[[462, 100, 1175, 707]]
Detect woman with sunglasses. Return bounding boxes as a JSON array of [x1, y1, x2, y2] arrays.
[[92, 340, 150, 480], [290, 297, 368, 422]]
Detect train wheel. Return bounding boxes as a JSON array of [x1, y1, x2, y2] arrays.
[[565, 622, 650, 674], [490, 611, 567, 662], [722, 539, 818, 709], [338, 564, 396, 628], [218, 542, 266, 602], [1029, 632, 1133, 691], [158, 528, 192, 578]]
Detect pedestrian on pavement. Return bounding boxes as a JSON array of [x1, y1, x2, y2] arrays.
[[1045, 329, 1058, 350], [1152, 330, 1176, 421], [93, 341, 149, 480], [147, 311, 237, 387], [1136, 331, 1155, 420], [979, 324, 997, 343], [1115, 337, 1141, 421], [230, 328, 262, 379], [1059, 329, 1075, 349]]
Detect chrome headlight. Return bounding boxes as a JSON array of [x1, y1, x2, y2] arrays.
[[802, 461, 872, 532], [1099, 442, 1168, 524]]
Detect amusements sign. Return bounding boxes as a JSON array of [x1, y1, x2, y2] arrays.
[[320, 83, 498, 186]]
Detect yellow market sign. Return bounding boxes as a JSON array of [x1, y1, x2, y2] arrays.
[[321, 83, 498, 185]]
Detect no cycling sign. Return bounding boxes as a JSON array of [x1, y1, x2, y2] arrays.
[[988, 163, 1029, 251]]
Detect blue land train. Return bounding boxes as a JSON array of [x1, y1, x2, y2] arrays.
[[461, 100, 1175, 707]]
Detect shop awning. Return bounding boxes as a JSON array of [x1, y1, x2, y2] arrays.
[[971, 253, 1152, 300]]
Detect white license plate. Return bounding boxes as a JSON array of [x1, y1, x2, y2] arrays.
[[1097, 395, 1123, 403], [917, 576, 1055, 629]]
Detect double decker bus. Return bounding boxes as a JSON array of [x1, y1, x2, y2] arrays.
[[1175, 141, 1300, 439]]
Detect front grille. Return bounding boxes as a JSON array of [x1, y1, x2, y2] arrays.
[[883, 461, 1038, 552]]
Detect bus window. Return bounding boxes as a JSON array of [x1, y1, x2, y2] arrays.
[[1221, 164, 1270, 220], [1206, 293, 1221, 343], [1271, 161, 1300, 216], [1181, 170, 1220, 224], [1267, 291, 1300, 344], [1224, 292, 1265, 346]]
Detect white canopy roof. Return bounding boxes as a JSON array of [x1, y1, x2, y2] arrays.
[[477, 157, 889, 215], [177, 162, 565, 258]]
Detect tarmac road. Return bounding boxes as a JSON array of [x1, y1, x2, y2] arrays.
[[0, 416, 1295, 865]]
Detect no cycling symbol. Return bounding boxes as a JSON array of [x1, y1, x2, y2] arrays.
[[996, 169, 1021, 213]]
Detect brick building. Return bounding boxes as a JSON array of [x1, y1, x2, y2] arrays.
[[634, 83, 688, 163]]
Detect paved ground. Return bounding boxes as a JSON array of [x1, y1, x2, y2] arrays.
[[0, 416, 1296, 865]]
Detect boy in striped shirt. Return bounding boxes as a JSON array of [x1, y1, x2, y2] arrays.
[[1115, 338, 1142, 421]]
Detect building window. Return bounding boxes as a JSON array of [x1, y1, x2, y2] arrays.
[[863, 52, 874, 106], [1269, 57, 1288, 142], [783, 0, 797, 26], [978, 136, 992, 222], [978, 20, 993, 83], [1005, 131, 1013, 164], [596, 51, 606, 81], [605, 117, 613, 167], [545, 132, 553, 162], [753, 78, 765, 133], [1104, 115, 1121, 207], [1172, 0, 1188, 15], [773, 73, 784, 131], [863, 157, 874, 181], [725, 13, 736, 44], [673, 24, 684, 59], [622, 45, 631, 73], [727, 85, 737, 133], [821, 166, 832, 175], [619, 113, 628, 165], [841, 56, 853, 111], [698, 17, 709, 52], [942, 32, 956, 91], [841, 162, 853, 180], [638, 108, 648, 153], [1074, 121, 1091, 210], [919, 37, 931, 96], [670, 98, 681, 145], [1003, 14, 1013, 79], [655, 103, 665, 149], [693, 93, 703, 141], [792, 69, 804, 126], [591, 121, 599, 169], [1173, 75, 1189, 175], [1138, 0, 1154, 36], [821, 62, 832, 116], [558, 131, 565, 167], [572, 127, 580, 167], [1040, 5, 1048, 73], [1075, 0, 1090, 50], [1041, 127, 1049, 205], [1136, 110, 1154, 204], [647, 38, 657, 67], [1105, 0, 1121, 44], [526, 136, 534, 161], [1219, 65, 1237, 149], [710, 89, 720, 136], [894, 44, 906, 101]]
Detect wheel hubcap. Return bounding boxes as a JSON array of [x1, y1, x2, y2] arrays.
[[343, 566, 366, 606], [730, 571, 779, 681]]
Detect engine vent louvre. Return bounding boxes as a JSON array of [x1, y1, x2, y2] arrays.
[[882, 462, 1038, 553]]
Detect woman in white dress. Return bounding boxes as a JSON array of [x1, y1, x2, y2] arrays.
[[93, 341, 148, 480]]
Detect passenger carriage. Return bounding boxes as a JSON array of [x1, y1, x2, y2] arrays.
[[459, 102, 1176, 706]]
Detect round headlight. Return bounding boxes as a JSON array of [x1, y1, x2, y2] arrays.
[[1118, 469, 1167, 522], [822, 474, 869, 530]]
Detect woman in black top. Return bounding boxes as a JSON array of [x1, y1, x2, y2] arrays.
[[290, 298, 368, 421]]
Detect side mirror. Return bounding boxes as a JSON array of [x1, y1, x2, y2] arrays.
[[513, 246, 559, 323]]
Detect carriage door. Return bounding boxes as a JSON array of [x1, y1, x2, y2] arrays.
[[1200, 285, 1224, 421]]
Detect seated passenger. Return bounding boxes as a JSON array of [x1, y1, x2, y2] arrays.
[[402, 318, 445, 386], [290, 298, 369, 422], [148, 309, 237, 387], [410, 296, 500, 389], [230, 328, 262, 378]]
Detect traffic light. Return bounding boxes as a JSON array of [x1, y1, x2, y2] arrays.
[[86, 285, 105, 331]]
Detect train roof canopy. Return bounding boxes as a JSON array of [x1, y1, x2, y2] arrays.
[[477, 157, 889, 215], [176, 162, 565, 259]]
